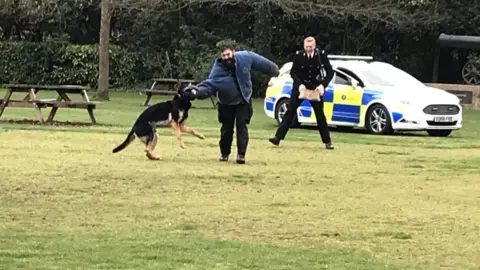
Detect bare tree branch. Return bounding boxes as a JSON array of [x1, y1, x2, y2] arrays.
[[166, 0, 446, 28]]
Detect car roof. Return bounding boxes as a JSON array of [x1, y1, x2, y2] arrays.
[[280, 60, 384, 72], [332, 60, 367, 72], [278, 59, 424, 87], [278, 60, 403, 81]]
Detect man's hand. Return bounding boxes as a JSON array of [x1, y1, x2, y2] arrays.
[[185, 89, 196, 100], [183, 85, 197, 100], [315, 85, 325, 96]]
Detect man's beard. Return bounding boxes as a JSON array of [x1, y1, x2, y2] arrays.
[[222, 58, 235, 69]]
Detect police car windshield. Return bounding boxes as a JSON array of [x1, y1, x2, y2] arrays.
[[359, 68, 394, 86], [369, 62, 425, 88], [279, 63, 292, 76]]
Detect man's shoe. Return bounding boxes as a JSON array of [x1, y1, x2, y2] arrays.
[[219, 154, 229, 161], [269, 136, 280, 146], [236, 154, 246, 164], [325, 142, 334, 150]]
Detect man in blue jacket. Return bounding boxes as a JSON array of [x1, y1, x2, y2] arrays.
[[190, 44, 279, 164]]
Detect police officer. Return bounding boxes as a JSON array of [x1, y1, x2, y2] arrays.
[[268, 36, 335, 149]]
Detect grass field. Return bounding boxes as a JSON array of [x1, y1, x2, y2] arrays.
[[1, 90, 480, 269]]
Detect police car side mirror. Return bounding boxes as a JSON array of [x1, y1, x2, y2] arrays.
[[351, 80, 363, 90]]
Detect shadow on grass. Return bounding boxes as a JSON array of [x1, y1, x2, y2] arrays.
[[265, 123, 429, 138]]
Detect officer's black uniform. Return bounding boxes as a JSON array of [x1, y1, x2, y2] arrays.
[[269, 48, 335, 149]]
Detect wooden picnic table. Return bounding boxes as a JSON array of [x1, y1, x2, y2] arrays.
[[0, 84, 101, 124], [139, 78, 217, 108]]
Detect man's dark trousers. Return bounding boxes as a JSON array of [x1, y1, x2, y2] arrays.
[[218, 101, 252, 156], [275, 90, 331, 143]]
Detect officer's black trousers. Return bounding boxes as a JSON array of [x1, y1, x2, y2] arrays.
[[275, 90, 331, 143], [218, 102, 253, 156]]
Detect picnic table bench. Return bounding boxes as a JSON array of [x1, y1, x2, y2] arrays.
[[139, 78, 217, 108], [0, 84, 100, 124]]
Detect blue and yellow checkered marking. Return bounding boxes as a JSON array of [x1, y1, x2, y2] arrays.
[[282, 82, 293, 95], [362, 89, 404, 123], [264, 84, 284, 112], [265, 80, 404, 125], [332, 104, 361, 123], [265, 97, 276, 111], [362, 89, 383, 105], [392, 112, 403, 122]]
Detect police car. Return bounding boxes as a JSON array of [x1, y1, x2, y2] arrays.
[[264, 55, 463, 136]]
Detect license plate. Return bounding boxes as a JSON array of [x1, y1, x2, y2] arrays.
[[433, 116, 453, 122]]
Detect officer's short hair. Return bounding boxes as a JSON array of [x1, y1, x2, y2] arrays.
[[304, 36, 316, 43]]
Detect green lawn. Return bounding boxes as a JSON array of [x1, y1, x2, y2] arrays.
[[1, 90, 480, 269]]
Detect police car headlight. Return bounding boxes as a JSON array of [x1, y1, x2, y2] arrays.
[[456, 96, 461, 105]]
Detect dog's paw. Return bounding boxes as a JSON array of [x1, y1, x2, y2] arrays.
[[146, 152, 161, 160], [197, 134, 205, 139], [180, 144, 186, 149]]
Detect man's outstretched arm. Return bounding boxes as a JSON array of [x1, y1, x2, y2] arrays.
[[248, 51, 280, 77], [193, 79, 217, 99], [191, 62, 219, 99]]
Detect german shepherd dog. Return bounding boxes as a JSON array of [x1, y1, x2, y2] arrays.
[[112, 86, 204, 160]]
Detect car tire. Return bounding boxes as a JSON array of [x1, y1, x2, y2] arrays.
[[275, 98, 300, 128], [427, 129, 453, 137], [365, 104, 393, 135]]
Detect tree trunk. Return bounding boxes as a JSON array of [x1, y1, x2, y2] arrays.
[[97, 0, 111, 101], [253, 2, 272, 98], [254, 2, 272, 57]]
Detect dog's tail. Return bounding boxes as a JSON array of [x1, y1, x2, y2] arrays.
[[112, 128, 135, 153]]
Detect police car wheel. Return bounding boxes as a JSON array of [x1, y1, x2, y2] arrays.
[[427, 129, 452, 137], [275, 98, 300, 128], [365, 104, 393, 135]]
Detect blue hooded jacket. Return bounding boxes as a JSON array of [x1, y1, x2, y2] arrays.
[[194, 51, 280, 105]]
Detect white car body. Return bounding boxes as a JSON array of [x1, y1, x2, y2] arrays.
[[264, 57, 463, 136]]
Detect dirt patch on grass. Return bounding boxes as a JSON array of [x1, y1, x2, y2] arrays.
[[0, 119, 118, 127], [1, 119, 93, 126]]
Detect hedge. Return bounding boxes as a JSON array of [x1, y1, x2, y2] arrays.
[[0, 41, 149, 88], [0, 40, 275, 97]]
